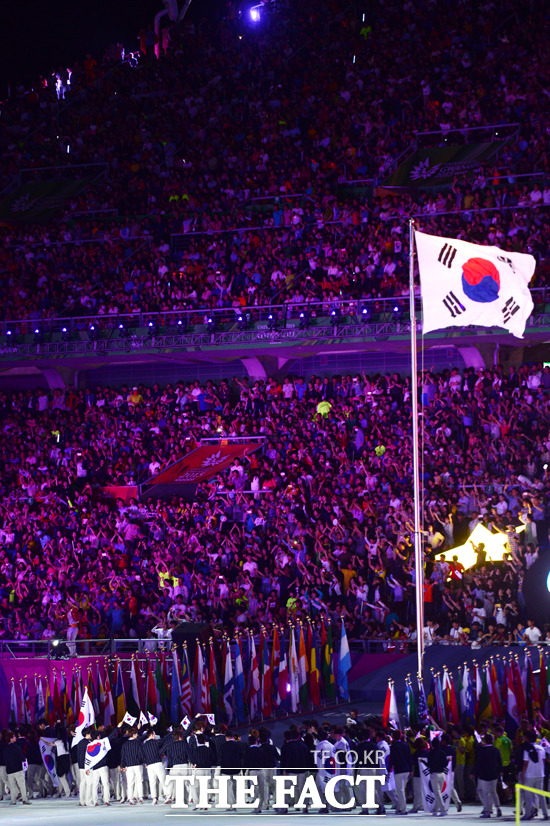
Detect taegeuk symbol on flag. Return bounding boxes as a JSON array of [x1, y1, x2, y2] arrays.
[[414, 230, 536, 338]]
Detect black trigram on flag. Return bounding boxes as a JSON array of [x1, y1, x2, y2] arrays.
[[442, 291, 465, 318], [502, 297, 520, 323], [438, 243, 458, 268]]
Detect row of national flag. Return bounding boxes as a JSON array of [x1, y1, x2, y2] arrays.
[[8, 621, 352, 728], [383, 649, 550, 734]]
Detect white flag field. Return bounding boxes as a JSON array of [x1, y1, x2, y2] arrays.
[[84, 738, 111, 770], [415, 230, 536, 338], [72, 688, 95, 747]]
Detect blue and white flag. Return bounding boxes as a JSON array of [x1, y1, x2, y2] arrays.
[[337, 621, 351, 702], [415, 230, 535, 338], [84, 738, 111, 770]]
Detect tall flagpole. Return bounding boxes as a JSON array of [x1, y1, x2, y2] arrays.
[[409, 219, 424, 679]]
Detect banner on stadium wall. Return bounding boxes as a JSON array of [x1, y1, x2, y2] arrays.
[[418, 756, 454, 813], [0, 179, 88, 224], [145, 443, 261, 486], [383, 141, 506, 188]]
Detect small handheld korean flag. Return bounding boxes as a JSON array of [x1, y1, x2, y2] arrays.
[[181, 715, 191, 729], [139, 711, 148, 727], [206, 713, 215, 726], [148, 712, 158, 726], [415, 230, 536, 338], [123, 712, 137, 726]]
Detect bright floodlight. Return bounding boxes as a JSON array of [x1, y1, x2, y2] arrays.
[[440, 523, 524, 570], [250, 6, 261, 21]]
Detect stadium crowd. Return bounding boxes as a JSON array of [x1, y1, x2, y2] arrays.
[[1, 0, 550, 323], [0, 363, 547, 648]]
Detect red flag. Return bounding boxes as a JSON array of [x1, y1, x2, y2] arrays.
[[490, 661, 503, 718], [201, 646, 211, 713], [528, 656, 540, 709], [382, 681, 397, 728], [261, 631, 272, 719], [443, 669, 460, 725], [180, 644, 192, 718]]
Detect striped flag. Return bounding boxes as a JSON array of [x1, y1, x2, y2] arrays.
[[114, 661, 125, 722], [170, 649, 182, 724], [289, 627, 299, 713], [337, 620, 351, 703], [200, 646, 210, 714], [321, 620, 335, 702], [443, 669, 459, 725], [223, 638, 234, 723], [277, 629, 289, 710], [308, 625, 321, 707], [180, 645, 192, 719], [298, 625, 309, 708], [234, 637, 246, 723], [193, 643, 203, 713], [23, 678, 32, 725], [208, 642, 222, 717], [382, 681, 399, 729], [261, 633, 272, 718], [35, 676, 46, 723], [248, 635, 260, 719]]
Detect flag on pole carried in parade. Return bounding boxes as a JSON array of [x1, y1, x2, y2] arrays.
[[35, 676, 46, 723], [103, 669, 115, 727], [180, 645, 193, 720], [337, 620, 351, 702], [308, 625, 321, 707], [261, 632, 272, 718], [277, 628, 289, 710], [10, 680, 18, 725], [382, 680, 399, 729], [72, 688, 95, 746], [406, 680, 418, 727], [417, 677, 429, 724], [223, 638, 234, 723], [234, 637, 246, 723], [505, 665, 519, 735], [248, 635, 260, 718], [298, 625, 309, 708], [289, 627, 299, 713], [170, 649, 182, 724], [114, 661, 125, 722], [127, 658, 141, 720], [321, 620, 335, 702], [415, 230, 535, 338]]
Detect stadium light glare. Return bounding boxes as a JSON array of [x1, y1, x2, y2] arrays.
[[250, 6, 261, 22], [440, 523, 525, 570]]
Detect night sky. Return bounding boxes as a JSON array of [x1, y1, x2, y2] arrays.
[[0, 0, 223, 97]]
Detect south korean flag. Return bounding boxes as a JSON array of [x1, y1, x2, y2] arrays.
[[415, 230, 536, 339]]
